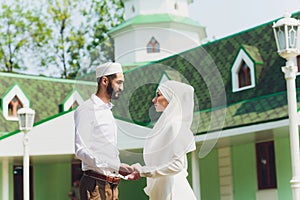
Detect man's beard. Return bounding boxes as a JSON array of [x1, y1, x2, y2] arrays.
[[107, 81, 121, 99]]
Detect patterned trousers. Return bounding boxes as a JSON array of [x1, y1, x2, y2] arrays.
[[80, 174, 119, 200]]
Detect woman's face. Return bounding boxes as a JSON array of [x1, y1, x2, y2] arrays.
[[152, 89, 169, 112]]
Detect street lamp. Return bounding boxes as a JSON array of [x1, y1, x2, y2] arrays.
[[17, 106, 35, 200], [273, 12, 300, 199]]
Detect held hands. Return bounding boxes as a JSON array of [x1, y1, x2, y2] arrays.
[[119, 163, 140, 180], [119, 163, 134, 176], [127, 163, 142, 180], [126, 170, 140, 180]]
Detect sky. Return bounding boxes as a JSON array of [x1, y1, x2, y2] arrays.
[[189, 0, 300, 41]]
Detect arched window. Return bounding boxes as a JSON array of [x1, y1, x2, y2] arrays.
[[231, 48, 257, 92], [147, 37, 160, 53], [2, 84, 30, 121], [238, 61, 251, 88], [8, 96, 23, 117]]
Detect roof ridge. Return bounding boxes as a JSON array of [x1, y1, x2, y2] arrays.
[[0, 72, 95, 85]]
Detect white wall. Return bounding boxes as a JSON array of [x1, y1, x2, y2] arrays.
[[115, 26, 201, 64], [124, 0, 190, 20]]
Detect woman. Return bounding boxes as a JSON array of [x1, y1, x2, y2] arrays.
[[133, 80, 197, 200]]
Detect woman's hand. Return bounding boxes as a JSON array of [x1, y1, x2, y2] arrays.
[[119, 163, 134, 176], [127, 170, 141, 180]]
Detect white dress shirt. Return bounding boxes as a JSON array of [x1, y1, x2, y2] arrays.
[[74, 94, 120, 177]]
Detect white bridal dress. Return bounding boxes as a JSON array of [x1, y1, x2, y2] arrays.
[[136, 80, 197, 200]]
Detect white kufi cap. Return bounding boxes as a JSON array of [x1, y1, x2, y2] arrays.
[[96, 62, 123, 78]]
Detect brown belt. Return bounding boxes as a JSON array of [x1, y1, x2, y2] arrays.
[[84, 170, 120, 184]]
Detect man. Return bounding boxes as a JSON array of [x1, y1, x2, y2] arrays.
[[74, 62, 137, 200]]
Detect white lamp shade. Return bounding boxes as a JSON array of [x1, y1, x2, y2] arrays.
[[17, 107, 35, 132], [272, 13, 300, 59]]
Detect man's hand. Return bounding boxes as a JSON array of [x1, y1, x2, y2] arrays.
[[127, 170, 141, 180], [119, 163, 134, 176], [119, 163, 141, 180]]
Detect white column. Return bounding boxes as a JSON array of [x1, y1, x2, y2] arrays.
[[23, 133, 30, 200], [282, 62, 300, 200], [2, 158, 9, 200], [192, 150, 201, 200]]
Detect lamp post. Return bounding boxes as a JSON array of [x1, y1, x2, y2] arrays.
[[273, 13, 300, 199], [17, 106, 35, 200]]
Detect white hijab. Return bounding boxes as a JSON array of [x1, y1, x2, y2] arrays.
[[144, 80, 196, 167]]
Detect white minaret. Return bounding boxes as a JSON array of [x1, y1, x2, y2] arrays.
[[108, 0, 207, 66]]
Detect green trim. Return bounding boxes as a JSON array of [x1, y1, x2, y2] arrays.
[[123, 59, 162, 74], [0, 129, 20, 140], [108, 14, 203, 34], [230, 46, 263, 91], [0, 72, 95, 86], [60, 89, 84, 110], [62, 90, 76, 104], [120, 61, 153, 72], [34, 109, 74, 127], [2, 83, 17, 98], [123, 49, 186, 75]]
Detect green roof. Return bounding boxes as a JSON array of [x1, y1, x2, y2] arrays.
[[2, 11, 300, 137], [0, 72, 95, 133], [241, 44, 264, 65], [112, 11, 300, 133], [108, 13, 204, 34]]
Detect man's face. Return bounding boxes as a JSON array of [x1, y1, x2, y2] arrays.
[[107, 72, 124, 99]]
